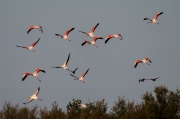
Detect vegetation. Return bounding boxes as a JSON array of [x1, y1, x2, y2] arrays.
[[0, 85, 179, 119]]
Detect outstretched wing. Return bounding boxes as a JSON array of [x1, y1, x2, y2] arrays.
[[91, 23, 99, 33], [22, 72, 32, 81], [65, 28, 75, 35], [81, 40, 91, 46], [72, 67, 78, 74], [16, 45, 27, 48], [143, 18, 151, 21], [34, 87, 40, 95], [78, 30, 89, 36], [154, 12, 163, 20], [70, 74, 79, 79], [82, 68, 90, 78], [23, 98, 33, 104], [105, 35, 113, 44], [31, 38, 40, 47]]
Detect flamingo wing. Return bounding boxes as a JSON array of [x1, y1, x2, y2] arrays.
[[148, 59, 152, 63], [71, 67, 78, 74], [70, 74, 79, 79], [23, 98, 33, 104], [55, 34, 63, 38], [105, 35, 113, 44], [134, 61, 140, 68], [82, 68, 90, 77], [34, 87, 40, 95], [16, 45, 27, 48], [39, 26, 43, 33], [143, 18, 151, 21], [27, 26, 34, 34], [31, 38, 40, 47], [78, 30, 89, 36], [22, 72, 32, 81], [35, 68, 45, 73], [81, 40, 90, 46], [65, 28, 75, 35], [91, 23, 99, 33], [65, 53, 71, 66], [154, 12, 163, 20], [93, 36, 103, 42]]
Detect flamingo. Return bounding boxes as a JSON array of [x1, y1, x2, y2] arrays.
[[81, 36, 103, 48], [76, 101, 94, 108], [55, 28, 75, 42], [51, 53, 71, 71], [70, 68, 90, 83], [144, 12, 163, 24], [22, 68, 46, 82], [134, 57, 152, 68], [70, 67, 78, 74], [27, 26, 43, 34], [23, 87, 42, 104], [150, 77, 160, 81], [139, 78, 146, 83], [16, 38, 40, 52], [79, 23, 99, 38], [105, 34, 122, 44]]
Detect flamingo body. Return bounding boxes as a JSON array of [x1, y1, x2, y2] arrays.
[[27, 26, 43, 34]]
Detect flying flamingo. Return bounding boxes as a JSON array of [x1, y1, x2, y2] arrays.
[[144, 12, 163, 24], [81, 36, 103, 48], [105, 34, 122, 44], [150, 77, 160, 81], [16, 38, 40, 52], [22, 68, 46, 82], [79, 23, 99, 38], [51, 53, 71, 71], [134, 57, 152, 68], [139, 78, 146, 83], [78, 102, 94, 108], [27, 26, 43, 34], [55, 28, 75, 42], [70, 68, 90, 83], [23, 87, 42, 104]]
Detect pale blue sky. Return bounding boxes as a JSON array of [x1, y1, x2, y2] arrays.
[[0, 1, 180, 111]]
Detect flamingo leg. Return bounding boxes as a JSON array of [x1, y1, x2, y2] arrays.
[[36, 77, 41, 82]]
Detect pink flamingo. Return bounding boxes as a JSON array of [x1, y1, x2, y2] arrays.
[[105, 34, 122, 44], [79, 23, 99, 38], [70, 68, 90, 83], [81, 36, 103, 48], [27, 26, 43, 34], [22, 68, 46, 82], [144, 12, 163, 24], [16, 38, 40, 52], [23, 87, 42, 104], [134, 57, 152, 68], [55, 28, 75, 41]]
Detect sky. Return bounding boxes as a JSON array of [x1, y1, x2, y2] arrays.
[[0, 0, 180, 112]]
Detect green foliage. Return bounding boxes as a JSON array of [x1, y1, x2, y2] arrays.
[[0, 85, 179, 119]]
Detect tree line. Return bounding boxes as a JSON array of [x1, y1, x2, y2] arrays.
[[0, 85, 180, 119]]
